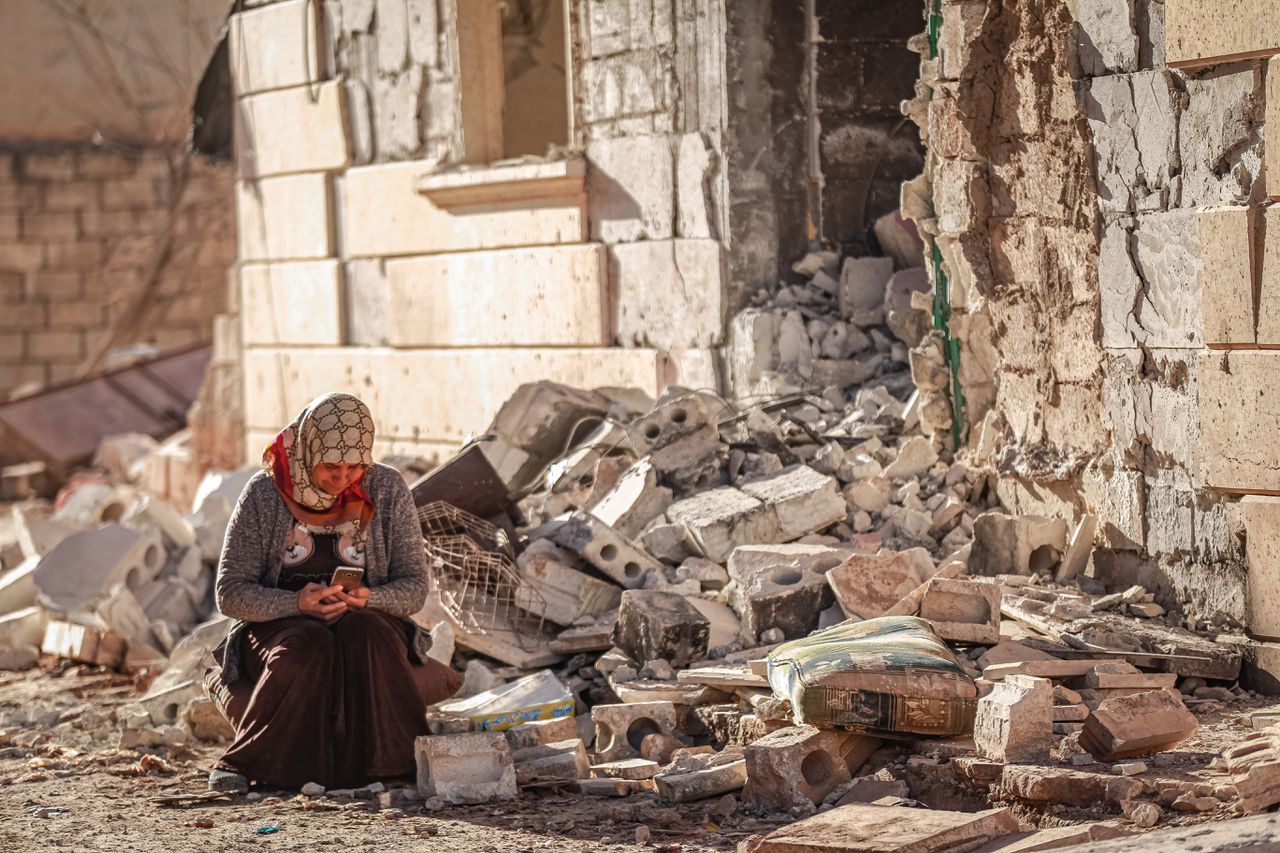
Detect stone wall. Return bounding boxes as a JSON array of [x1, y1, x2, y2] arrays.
[[913, 0, 1275, 626], [0, 147, 234, 397]]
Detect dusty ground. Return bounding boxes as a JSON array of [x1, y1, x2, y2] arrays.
[[0, 665, 1274, 853]]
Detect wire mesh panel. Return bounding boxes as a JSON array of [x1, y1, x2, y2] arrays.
[[417, 501, 546, 650]]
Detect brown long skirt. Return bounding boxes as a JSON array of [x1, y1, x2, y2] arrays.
[[214, 609, 459, 789]]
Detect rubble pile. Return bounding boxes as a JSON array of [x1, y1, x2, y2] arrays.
[[0, 228, 1272, 848]]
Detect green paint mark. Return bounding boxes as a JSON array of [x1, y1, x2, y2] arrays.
[[931, 244, 966, 451]]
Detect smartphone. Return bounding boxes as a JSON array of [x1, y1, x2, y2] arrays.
[[330, 566, 365, 593]]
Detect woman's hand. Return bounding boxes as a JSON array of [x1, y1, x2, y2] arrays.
[[335, 587, 370, 610], [297, 583, 348, 621]]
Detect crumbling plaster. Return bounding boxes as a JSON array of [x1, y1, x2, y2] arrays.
[[913, 0, 1255, 623]]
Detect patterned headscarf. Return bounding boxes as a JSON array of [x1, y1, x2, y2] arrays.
[[262, 392, 377, 540]]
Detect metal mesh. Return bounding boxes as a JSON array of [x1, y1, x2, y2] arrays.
[[418, 501, 546, 649]]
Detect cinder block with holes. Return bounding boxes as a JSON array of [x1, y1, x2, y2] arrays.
[[733, 564, 832, 644], [592, 701, 678, 762], [743, 725, 853, 813], [554, 511, 662, 588], [919, 576, 1001, 645], [628, 392, 717, 455], [415, 731, 518, 804], [32, 523, 166, 612]]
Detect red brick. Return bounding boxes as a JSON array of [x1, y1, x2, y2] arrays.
[[77, 151, 138, 178], [0, 301, 46, 329], [26, 329, 83, 360], [22, 212, 79, 240], [26, 272, 82, 300], [102, 178, 159, 210], [22, 152, 77, 180], [43, 240, 106, 270], [0, 242, 44, 272], [43, 181, 102, 211], [48, 300, 105, 329]]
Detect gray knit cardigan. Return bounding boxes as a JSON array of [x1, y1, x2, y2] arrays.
[[211, 463, 431, 684]]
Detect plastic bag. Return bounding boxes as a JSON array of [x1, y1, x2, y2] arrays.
[[436, 669, 573, 731]]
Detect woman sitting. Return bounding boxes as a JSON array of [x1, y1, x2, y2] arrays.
[[206, 392, 458, 793]]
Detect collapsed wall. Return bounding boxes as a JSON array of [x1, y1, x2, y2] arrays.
[[911, 0, 1267, 627]]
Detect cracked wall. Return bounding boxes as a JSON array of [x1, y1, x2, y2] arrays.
[[913, 0, 1260, 625]]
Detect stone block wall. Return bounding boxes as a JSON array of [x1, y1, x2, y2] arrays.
[[912, 0, 1279, 626], [0, 147, 234, 397]]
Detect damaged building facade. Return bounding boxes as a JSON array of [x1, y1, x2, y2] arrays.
[[216, 0, 923, 461], [0, 1, 236, 400], [214, 0, 1280, 648], [909, 0, 1280, 644]]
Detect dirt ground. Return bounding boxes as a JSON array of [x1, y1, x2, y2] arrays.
[[0, 664, 1274, 853]]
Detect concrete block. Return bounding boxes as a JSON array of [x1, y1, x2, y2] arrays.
[[0, 554, 38, 615], [968, 513, 1068, 576], [0, 605, 46, 649], [667, 487, 780, 563], [838, 256, 894, 323], [415, 731, 518, 804], [610, 240, 725, 349], [338, 159, 585, 258], [592, 701, 677, 762], [228, 0, 321, 96], [240, 261, 342, 345], [1270, 58, 1280, 201], [755, 803, 1019, 852], [727, 309, 782, 399], [238, 81, 349, 178], [1224, 728, 1280, 813], [383, 245, 609, 346], [1081, 688, 1199, 760], [512, 738, 589, 784], [1198, 350, 1280, 491], [1166, 0, 1280, 67], [612, 590, 709, 667], [136, 578, 199, 631], [918, 577, 1001, 645], [974, 674, 1054, 763], [743, 725, 853, 813], [503, 715, 580, 751], [676, 133, 718, 239], [11, 502, 77, 560], [738, 466, 846, 541], [592, 758, 660, 780], [555, 512, 662, 589], [1259, 205, 1280, 343], [515, 541, 622, 627], [41, 620, 124, 668], [652, 749, 748, 803], [731, 562, 831, 643], [589, 458, 673, 540], [1086, 73, 1179, 215], [235, 174, 333, 262], [587, 135, 674, 242], [33, 524, 165, 612], [1244, 496, 1280, 638], [826, 548, 935, 620], [97, 584, 160, 651], [1075, 0, 1139, 75]]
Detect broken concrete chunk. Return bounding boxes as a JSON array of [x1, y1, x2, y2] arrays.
[[33, 523, 165, 613], [504, 715, 580, 751], [512, 738, 589, 784], [515, 541, 622, 627], [743, 725, 853, 814], [666, 487, 780, 563], [613, 590, 710, 668], [919, 576, 1001, 645], [415, 732, 518, 804], [996, 764, 1143, 808], [592, 701, 677, 762], [0, 555, 39, 615], [883, 436, 939, 481], [588, 458, 673, 539], [737, 465, 846, 541], [754, 803, 1019, 853], [12, 503, 78, 560], [591, 758, 660, 780], [1081, 689, 1199, 761], [652, 748, 748, 803], [1056, 515, 1098, 583], [731, 564, 832, 644], [969, 513, 1068, 577], [826, 548, 935, 620], [975, 675, 1053, 763], [838, 256, 895, 321], [481, 381, 610, 495], [554, 511, 662, 589], [1224, 729, 1280, 813]]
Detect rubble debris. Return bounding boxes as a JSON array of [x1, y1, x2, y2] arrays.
[[613, 590, 710, 667], [592, 701, 677, 762], [742, 725, 853, 814], [514, 541, 621, 627], [751, 804, 1019, 853], [436, 670, 573, 732], [512, 738, 589, 784], [975, 675, 1053, 763], [1224, 728, 1280, 813], [555, 512, 661, 589], [33, 523, 165, 612], [918, 576, 1001, 645], [1081, 689, 1200, 761], [827, 549, 935, 620], [652, 746, 748, 802], [414, 732, 518, 804], [969, 514, 1067, 577]]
